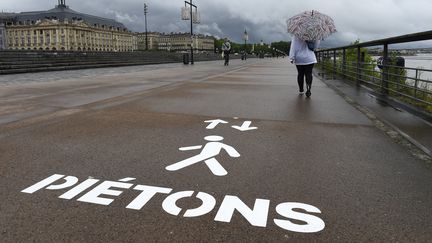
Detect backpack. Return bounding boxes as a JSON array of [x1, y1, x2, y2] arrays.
[[306, 40, 316, 51]]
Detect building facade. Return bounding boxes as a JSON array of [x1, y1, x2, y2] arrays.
[[156, 33, 214, 52], [0, 22, 6, 50], [0, 1, 215, 53], [0, 0, 136, 52], [136, 32, 160, 50]]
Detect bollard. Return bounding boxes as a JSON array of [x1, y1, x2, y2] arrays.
[[183, 53, 189, 65]]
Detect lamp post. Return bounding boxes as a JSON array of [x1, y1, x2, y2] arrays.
[[182, 0, 199, 65], [243, 29, 248, 60], [259, 40, 264, 58], [144, 3, 148, 50]]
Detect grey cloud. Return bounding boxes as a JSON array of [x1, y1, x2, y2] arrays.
[[2, 0, 432, 48]]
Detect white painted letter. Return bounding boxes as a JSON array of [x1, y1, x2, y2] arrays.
[[21, 174, 79, 194], [162, 191, 217, 218], [126, 185, 172, 210], [274, 202, 325, 233], [77, 181, 133, 205], [184, 192, 216, 217], [214, 195, 270, 227], [59, 179, 100, 200], [162, 191, 194, 216]]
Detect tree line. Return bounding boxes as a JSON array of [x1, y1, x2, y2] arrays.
[[214, 39, 291, 56]]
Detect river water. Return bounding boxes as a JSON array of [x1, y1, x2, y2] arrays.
[[372, 54, 432, 90]]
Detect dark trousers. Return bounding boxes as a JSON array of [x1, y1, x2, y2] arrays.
[[224, 51, 230, 65], [296, 64, 314, 92]]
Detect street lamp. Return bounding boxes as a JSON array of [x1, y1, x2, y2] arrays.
[[144, 3, 148, 50], [243, 29, 248, 60], [181, 0, 200, 65]]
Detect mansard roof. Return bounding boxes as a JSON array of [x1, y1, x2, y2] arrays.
[[0, 3, 127, 30]]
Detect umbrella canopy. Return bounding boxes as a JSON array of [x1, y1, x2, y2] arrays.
[[287, 10, 336, 41]]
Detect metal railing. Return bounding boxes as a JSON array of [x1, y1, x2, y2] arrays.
[[316, 30, 432, 114]]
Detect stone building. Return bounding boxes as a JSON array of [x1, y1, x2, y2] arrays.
[[156, 33, 214, 52], [136, 32, 160, 50], [0, 22, 6, 50], [0, 0, 136, 52]]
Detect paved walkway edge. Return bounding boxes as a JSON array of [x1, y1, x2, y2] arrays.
[[314, 71, 432, 168]]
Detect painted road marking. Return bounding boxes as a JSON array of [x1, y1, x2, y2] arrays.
[[166, 135, 240, 176], [204, 119, 228, 129], [21, 174, 326, 233], [19, 117, 326, 234], [232, 121, 258, 131]]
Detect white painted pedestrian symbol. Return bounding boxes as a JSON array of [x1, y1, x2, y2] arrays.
[[166, 135, 240, 176]]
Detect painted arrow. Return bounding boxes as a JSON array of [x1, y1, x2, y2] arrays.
[[204, 119, 229, 129], [231, 121, 258, 132]]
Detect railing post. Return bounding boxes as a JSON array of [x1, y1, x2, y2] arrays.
[[320, 51, 324, 71], [356, 46, 361, 86], [342, 48, 346, 79], [333, 50, 337, 78], [327, 50, 330, 72], [382, 44, 389, 95], [360, 51, 365, 83], [414, 69, 419, 99]]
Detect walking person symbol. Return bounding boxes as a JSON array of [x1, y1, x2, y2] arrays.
[[165, 136, 240, 176]]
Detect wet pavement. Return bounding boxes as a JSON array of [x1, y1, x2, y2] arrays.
[[1, 59, 432, 242], [318, 75, 432, 156]]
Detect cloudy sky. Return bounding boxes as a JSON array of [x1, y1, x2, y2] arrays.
[[2, 0, 432, 48]]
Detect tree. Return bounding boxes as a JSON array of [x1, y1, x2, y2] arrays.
[[271, 41, 290, 55]]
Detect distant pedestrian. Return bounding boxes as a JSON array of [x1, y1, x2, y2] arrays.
[[289, 36, 319, 97], [222, 38, 231, 66]]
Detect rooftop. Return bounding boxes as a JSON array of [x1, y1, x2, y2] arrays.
[[0, 0, 127, 30]]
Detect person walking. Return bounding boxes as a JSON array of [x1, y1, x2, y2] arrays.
[[289, 36, 319, 97], [221, 38, 231, 66]]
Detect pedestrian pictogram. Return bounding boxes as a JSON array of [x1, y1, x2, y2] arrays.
[[165, 135, 240, 176]]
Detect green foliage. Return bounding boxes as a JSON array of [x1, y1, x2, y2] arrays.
[[214, 39, 290, 56], [271, 41, 290, 54], [319, 40, 431, 113]]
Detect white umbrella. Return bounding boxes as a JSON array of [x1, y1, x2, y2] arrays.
[[287, 10, 336, 41]]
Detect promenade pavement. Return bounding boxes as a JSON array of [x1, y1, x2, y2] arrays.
[[1, 59, 431, 242]]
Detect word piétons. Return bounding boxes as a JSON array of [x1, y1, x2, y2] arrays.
[[21, 174, 325, 233]]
